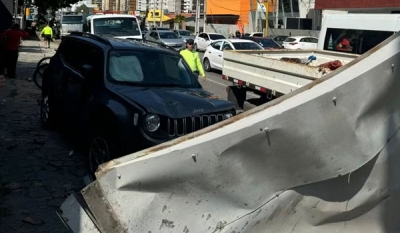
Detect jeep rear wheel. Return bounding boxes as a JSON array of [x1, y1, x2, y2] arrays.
[[40, 93, 53, 129]]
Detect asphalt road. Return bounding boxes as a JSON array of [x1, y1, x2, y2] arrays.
[[198, 52, 259, 102]]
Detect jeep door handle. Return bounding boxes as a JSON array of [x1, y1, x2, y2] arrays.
[[218, 55, 222, 57], [208, 51, 211, 53]]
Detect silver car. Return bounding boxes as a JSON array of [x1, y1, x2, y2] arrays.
[[145, 30, 185, 51], [173, 30, 195, 43]]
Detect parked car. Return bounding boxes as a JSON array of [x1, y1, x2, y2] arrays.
[[202, 39, 264, 71], [194, 32, 226, 51], [267, 35, 288, 46], [173, 29, 195, 42], [40, 32, 236, 173], [145, 29, 185, 51], [150, 27, 170, 31], [282, 36, 318, 50], [244, 32, 263, 37], [244, 37, 282, 49]]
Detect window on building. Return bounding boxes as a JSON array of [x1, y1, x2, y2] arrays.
[[280, 0, 299, 14], [324, 28, 394, 54]]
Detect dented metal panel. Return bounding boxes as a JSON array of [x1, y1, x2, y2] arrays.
[[223, 49, 359, 95], [63, 32, 400, 232]]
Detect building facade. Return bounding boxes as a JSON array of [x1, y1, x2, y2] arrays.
[[206, 0, 314, 27], [315, 0, 400, 13], [181, 0, 192, 12]]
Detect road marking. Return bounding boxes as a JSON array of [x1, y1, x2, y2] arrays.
[[207, 78, 228, 86], [205, 78, 259, 98]]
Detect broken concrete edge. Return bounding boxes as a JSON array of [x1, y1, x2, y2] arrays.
[[80, 181, 129, 233], [58, 192, 102, 233]]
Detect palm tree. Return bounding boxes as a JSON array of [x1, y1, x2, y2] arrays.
[[174, 14, 186, 24]]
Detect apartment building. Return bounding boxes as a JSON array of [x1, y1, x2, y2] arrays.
[[181, 0, 192, 13], [102, 0, 135, 11], [136, 0, 146, 11]]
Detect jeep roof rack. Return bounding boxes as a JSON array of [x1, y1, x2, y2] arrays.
[[69, 31, 112, 46], [124, 38, 180, 54]]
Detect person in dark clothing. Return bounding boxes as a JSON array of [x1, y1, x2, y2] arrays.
[[0, 24, 29, 78]]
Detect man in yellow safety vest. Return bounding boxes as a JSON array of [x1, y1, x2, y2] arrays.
[[41, 23, 53, 49], [179, 39, 206, 81]]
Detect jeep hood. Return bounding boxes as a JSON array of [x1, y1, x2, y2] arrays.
[[113, 86, 234, 118]]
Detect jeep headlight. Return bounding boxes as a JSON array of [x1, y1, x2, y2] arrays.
[[224, 113, 233, 119], [145, 114, 160, 132]]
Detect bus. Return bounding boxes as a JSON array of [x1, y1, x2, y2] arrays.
[[85, 14, 142, 40], [318, 13, 400, 54]]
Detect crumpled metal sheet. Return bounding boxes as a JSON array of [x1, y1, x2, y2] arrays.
[[62, 32, 400, 233]]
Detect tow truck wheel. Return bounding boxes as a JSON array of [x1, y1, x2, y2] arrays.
[[227, 86, 246, 110]]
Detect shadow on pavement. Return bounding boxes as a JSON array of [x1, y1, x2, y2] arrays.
[[19, 48, 43, 54], [0, 60, 89, 233], [24, 30, 41, 41]]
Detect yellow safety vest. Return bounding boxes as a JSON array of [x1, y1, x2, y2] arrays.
[[41, 26, 53, 37], [180, 49, 205, 76]]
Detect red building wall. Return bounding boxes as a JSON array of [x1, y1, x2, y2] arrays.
[[315, 0, 400, 9]]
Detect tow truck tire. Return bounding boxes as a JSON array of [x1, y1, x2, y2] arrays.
[[243, 99, 258, 111], [243, 97, 275, 111], [227, 86, 246, 110]]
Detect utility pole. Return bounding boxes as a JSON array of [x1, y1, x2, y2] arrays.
[[14, 0, 19, 24], [202, 0, 206, 32], [264, 0, 268, 36], [160, 0, 163, 27], [274, 0, 279, 28], [195, 0, 200, 35], [152, 0, 156, 26]]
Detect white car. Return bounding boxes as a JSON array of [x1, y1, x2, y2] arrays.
[[202, 39, 264, 71], [244, 32, 264, 37], [194, 32, 226, 51], [282, 36, 318, 50]]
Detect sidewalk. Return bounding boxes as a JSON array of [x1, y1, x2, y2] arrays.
[[0, 40, 88, 232], [17, 40, 57, 80]]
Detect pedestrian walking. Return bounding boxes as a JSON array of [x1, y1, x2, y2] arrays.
[[179, 39, 206, 82], [41, 23, 53, 49], [31, 21, 37, 34], [0, 24, 29, 79]]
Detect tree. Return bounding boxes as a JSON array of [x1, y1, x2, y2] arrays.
[[174, 14, 186, 24], [29, 0, 80, 10], [76, 4, 89, 14]]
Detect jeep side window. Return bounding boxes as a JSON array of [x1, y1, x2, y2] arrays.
[[80, 45, 103, 78], [60, 39, 103, 76], [60, 39, 82, 71]]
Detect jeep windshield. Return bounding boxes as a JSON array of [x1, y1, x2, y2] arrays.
[[93, 18, 141, 36], [107, 50, 201, 88]]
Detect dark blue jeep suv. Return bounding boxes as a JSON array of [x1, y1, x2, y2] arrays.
[[40, 32, 235, 173]]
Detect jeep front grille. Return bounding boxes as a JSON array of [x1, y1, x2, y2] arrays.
[[168, 114, 225, 136]]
